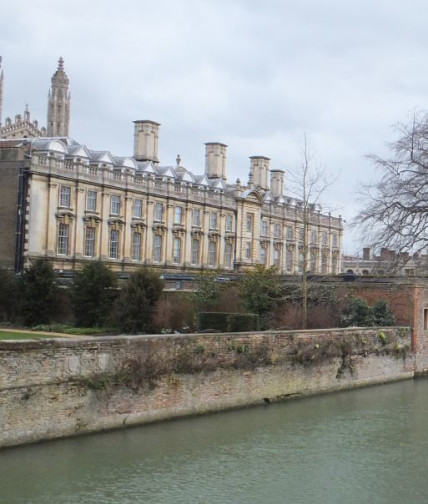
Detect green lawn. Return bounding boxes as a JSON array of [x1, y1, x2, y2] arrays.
[[0, 331, 65, 340]]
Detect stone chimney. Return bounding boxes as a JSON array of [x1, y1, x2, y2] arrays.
[[250, 156, 270, 191], [363, 247, 371, 260], [270, 169, 284, 197], [133, 120, 160, 163], [205, 142, 227, 179]]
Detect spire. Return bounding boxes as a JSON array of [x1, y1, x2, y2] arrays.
[[47, 56, 70, 137]]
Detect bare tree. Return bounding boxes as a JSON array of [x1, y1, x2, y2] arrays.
[[288, 136, 336, 328], [354, 111, 428, 264]]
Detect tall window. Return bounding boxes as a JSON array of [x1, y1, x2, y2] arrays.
[[111, 195, 120, 215], [57, 223, 69, 255], [109, 229, 119, 259], [210, 212, 218, 229], [321, 253, 328, 273], [84, 227, 95, 257], [59, 186, 71, 208], [153, 235, 162, 262], [310, 251, 317, 272], [173, 238, 181, 264], [261, 220, 268, 237], [154, 203, 163, 221], [246, 213, 253, 232], [274, 223, 281, 239], [134, 199, 142, 218], [332, 233, 338, 248], [260, 247, 267, 264], [86, 190, 97, 212], [174, 206, 182, 225], [286, 249, 293, 272], [245, 241, 252, 260], [132, 232, 141, 260], [191, 239, 200, 265], [193, 209, 201, 227], [208, 241, 217, 266], [286, 226, 293, 241], [226, 214, 233, 232], [224, 243, 233, 268], [274, 249, 280, 267], [310, 230, 317, 245], [298, 228, 304, 243], [322, 231, 328, 246], [298, 251, 304, 273]]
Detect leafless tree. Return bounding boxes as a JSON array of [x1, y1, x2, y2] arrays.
[[354, 111, 428, 265], [288, 136, 336, 328]]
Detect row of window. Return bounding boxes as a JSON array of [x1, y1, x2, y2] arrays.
[[59, 186, 338, 247], [57, 223, 234, 267]]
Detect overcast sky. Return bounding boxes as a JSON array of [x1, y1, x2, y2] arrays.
[[2, 0, 427, 253]]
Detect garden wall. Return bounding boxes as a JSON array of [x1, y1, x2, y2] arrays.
[[0, 327, 414, 448]]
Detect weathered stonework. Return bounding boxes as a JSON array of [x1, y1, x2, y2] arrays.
[[0, 327, 414, 448]]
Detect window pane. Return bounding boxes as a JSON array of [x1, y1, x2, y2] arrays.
[[111, 195, 120, 215], [193, 209, 200, 227], [224, 243, 233, 268], [155, 203, 163, 221], [109, 229, 119, 259], [210, 212, 217, 229], [57, 223, 69, 255], [84, 227, 95, 257], [191, 239, 199, 265], [134, 199, 142, 218], [132, 232, 141, 260], [174, 207, 182, 225], [226, 215, 233, 232], [208, 241, 216, 266], [59, 186, 71, 208], [86, 191, 97, 211], [173, 238, 181, 263], [153, 235, 162, 262]]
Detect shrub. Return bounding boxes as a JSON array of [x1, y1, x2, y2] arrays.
[[372, 300, 396, 326], [341, 297, 374, 327], [71, 262, 117, 327], [19, 259, 58, 326], [152, 293, 196, 333], [0, 268, 18, 322], [113, 267, 164, 333]]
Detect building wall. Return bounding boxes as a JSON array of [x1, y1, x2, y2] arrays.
[[13, 149, 342, 275], [0, 327, 414, 448], [0, 148, 26, 268]]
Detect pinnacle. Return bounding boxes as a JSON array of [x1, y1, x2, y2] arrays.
[[58, 56, 64, 71]]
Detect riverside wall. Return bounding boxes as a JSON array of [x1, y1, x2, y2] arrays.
[[0, 327, 415, 448]]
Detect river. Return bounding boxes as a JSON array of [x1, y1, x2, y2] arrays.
[[2, 378, 428, 503]]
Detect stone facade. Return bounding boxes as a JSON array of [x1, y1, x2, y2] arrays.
[[0, 327, 414, 448], [0, 130, 343, 275], [0, 57, 69, 140]]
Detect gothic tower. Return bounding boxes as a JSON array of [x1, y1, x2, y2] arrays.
[[47, 57, 70, 137], [0, 56, 4, 126]]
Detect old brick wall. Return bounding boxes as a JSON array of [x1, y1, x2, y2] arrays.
[[0, 148, 25, 268], [0, 328, 414, 448]]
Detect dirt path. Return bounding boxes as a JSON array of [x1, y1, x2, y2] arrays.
[[0, 328, 94, 340]]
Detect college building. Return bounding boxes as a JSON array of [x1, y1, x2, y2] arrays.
[[0, 57, 343, 276]]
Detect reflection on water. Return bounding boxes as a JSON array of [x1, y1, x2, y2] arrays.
[[2, 379, 428, 504]]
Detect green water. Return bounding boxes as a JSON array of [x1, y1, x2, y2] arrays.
[[2, 379, 428, 504]]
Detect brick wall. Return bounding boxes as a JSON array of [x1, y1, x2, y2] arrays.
[[0, 327, 414, 448]]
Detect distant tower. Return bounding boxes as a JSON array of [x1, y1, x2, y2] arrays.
[[0, 56, 4, 126], [47, 57, 70, 137]]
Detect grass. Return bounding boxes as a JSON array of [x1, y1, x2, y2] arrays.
[[0, 330, 66, 340]]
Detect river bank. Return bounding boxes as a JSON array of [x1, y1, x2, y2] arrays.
[[0, 327, 415, 448]]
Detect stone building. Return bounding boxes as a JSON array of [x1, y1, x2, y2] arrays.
[[0, 57, 342, 276], [343, 247, 428, 276], [0, 57, 70, 140]]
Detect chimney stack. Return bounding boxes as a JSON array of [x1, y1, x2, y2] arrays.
[[250, 156, 270, 191], [133, 120, 160, 163], [205, 142, 227, 179], [270, 169, 284, 197]]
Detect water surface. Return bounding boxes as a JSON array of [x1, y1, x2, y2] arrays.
[[2, 379, 428, 503]]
